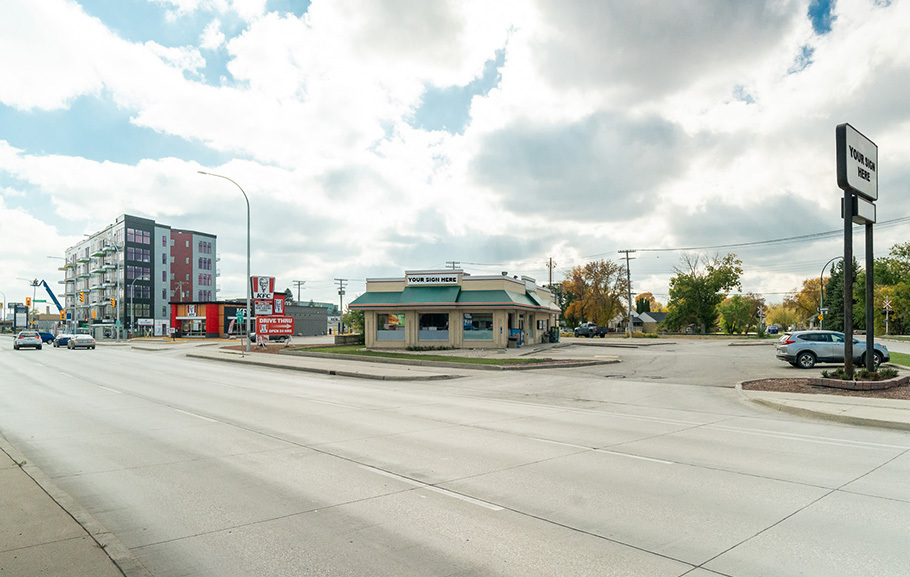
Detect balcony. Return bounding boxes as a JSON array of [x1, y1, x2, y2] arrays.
[[102, 245, 118, 254]]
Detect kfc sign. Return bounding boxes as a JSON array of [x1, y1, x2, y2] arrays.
[[251, 276, 275, 300]]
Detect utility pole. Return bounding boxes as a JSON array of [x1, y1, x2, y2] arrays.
[[335, 278, 347, 334], [546, 257, 557, 287], [618, 250, 636, 338], [292, 280, 306, 303], [446, 261, 460, 270]]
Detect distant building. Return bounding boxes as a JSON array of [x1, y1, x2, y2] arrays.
[[60, 214, 217, 338]]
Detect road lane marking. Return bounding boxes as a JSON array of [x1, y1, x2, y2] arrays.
[[531, 437, 674, 465], [97, 385, 122, 394], [173, 408, 218, 423], [359, 465, 503, 510], [706, 425, 909, 450]]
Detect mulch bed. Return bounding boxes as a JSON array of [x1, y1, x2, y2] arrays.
[[743, 378, 910, 400]]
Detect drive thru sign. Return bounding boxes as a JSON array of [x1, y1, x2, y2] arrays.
[[257, 315, 294, 336]]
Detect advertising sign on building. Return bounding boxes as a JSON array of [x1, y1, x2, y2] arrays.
[[406, 272, 460, 285], [251, 276, 276, 300], [273, 293, 285, 315], [257, 315, 294, 335]]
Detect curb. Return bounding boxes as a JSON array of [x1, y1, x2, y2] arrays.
[[0, 434, 153, 577], [735, 382, 910, 431], [280, 350, 620, 371], [186, 352, 461, 381]]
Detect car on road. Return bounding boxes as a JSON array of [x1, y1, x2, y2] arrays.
[[13, 331, 43, 350], [53, 333, 75, 347], [776, 330, 889, 369], [38, 331, 56, 343], [766, 324, 779, 335], [67, 334, 96, 349]]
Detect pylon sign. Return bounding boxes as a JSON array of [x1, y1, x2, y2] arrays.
[[836, 123, 878, 201]]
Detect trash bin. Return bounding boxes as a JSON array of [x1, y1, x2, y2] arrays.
[[549, 326, 560, 343]]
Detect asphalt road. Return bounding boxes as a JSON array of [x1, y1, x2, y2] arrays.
[[1, 337, 909, 576]]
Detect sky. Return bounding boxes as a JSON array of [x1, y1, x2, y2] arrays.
[[2, 0, 910, 312]]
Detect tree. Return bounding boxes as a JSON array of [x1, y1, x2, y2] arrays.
[[766, 303, 799, 330], [562, 260, 629, 327], [283, 288, 295, 306], [718, 295, 750, 334], [342, 309, 364, 333], [635, 292, 664, 314], [822, 258, 858, 332], [663, 253, 743, 334], [783, 277, 824, 327]]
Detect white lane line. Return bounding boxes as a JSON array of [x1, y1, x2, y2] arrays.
[[97, 385, 122, 394], [531, 437, 674, 465], [173, 408, 218, 423], [426, 487, 503, 511], [706, 425, 910, 451], [359, 465, 503, 511], [594, 449, 675, 465]]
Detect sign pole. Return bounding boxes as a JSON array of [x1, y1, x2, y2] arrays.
[[843, 187, 853, 379], [865, 222, 874, 371]]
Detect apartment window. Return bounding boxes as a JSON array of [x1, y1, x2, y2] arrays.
[[186, 257, 189, 265], [162, 289, 166, 300], [162, 236, 167, 247], [186, 240, 189, 248], [162, 253, 166, 264]]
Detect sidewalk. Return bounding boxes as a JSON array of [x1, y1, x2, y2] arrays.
[[738, 384, 910, 431], [0, 434, 152, 577]]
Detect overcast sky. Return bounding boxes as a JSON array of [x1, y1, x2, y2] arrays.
[[2, 0, 909, 310]]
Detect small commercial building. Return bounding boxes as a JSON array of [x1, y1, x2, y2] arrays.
[[349, 270, 560, 349], [170, 300, 328, 338]]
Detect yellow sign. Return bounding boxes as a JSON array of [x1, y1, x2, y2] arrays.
[[92, 309, 96, 319], [818, 314, 823, 320]]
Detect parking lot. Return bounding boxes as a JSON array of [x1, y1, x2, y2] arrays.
[[540, 336, 881, 387]]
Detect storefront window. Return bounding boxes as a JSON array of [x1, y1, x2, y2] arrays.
[[418, 313, 449, 341], [377, 313, 405, 341], [463, 313, 494, 341]]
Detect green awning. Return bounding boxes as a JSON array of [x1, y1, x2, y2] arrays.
[[351, 287, 558, 312], [400, 286, 461, 304]]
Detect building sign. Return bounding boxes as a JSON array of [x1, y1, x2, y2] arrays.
[[251, 276, 275, 300], [836, 123, 878, 201], [187, 304, 197, 317], [406, 273, 459, 285], [138, 318, 154, 326], [273, 293, 285, 315], [257, 315, 294, 335], [254, 299, 273, 316]]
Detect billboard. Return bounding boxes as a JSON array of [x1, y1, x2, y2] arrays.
[[836, 123, 878, 201]]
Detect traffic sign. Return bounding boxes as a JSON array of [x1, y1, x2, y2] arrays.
[[883, 299, 893, 311]]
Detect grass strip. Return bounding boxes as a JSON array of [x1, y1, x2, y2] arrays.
[[888, 351, 910, 367], [295, 345, 545, 365]]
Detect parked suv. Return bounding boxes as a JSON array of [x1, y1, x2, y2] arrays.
[[14, 331, 43, 350], [776, 330, 889, 369]]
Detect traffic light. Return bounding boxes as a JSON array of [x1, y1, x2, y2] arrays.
[[110, 297, 116, 307], [25, 297, 31, 307], [79, 292, 85, 304], [59, 309, 65, 320]]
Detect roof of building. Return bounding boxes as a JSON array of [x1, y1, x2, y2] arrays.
[[350, 286, 559, 313]]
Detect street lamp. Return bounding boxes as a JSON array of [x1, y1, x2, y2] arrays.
[[197, 170, 251, 354], [820, 257, 843, 330]]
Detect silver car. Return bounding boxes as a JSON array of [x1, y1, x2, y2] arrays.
[[776, 330, 889, 369], [14, 331, 43, 350], [67, 334, 96, 350]]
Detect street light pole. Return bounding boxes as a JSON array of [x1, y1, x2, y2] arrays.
[[198, 171, 251, 353]]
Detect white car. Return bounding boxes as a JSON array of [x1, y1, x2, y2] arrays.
[[67, 334, 96, 349]]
